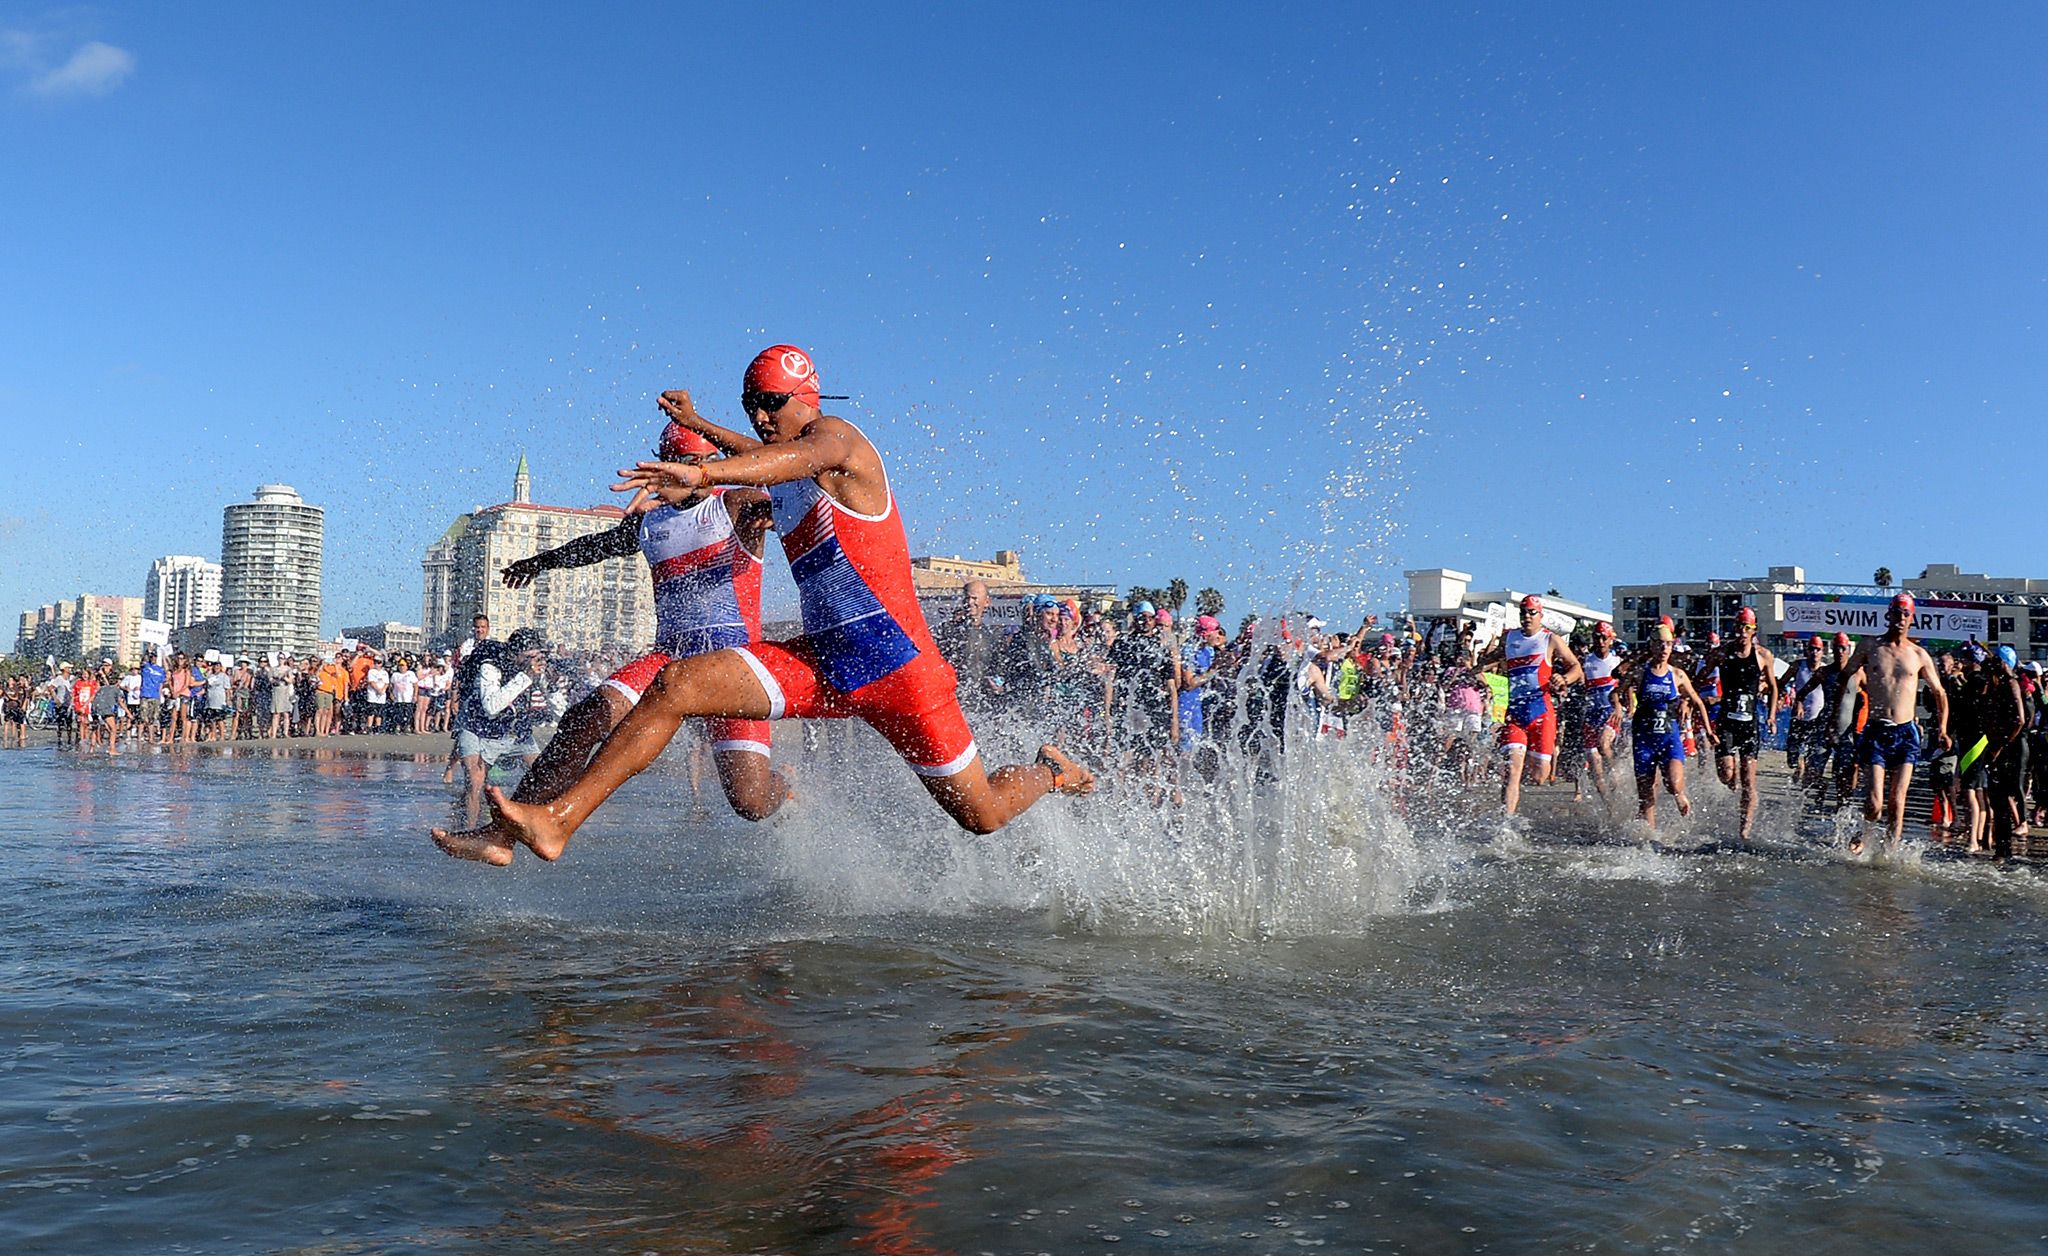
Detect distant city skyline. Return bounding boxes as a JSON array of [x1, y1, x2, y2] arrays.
[[3, 7, 2044, 635]]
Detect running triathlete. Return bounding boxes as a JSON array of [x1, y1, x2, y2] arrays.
[[1782, 635, 1829, 788], [1476, 595, 1584, 817], [1577, 621, 1624, 810], [1695, 632, 1723, 727], [1631, 622, 1715, 829], [1793, 632, 1859, 807], [434, 421, 790, 865], [437, 345, 1093, 863], [1840, 593, 1950, 856], [1704, 607, 1779, 840]]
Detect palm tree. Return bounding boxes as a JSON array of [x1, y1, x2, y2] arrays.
[[1166, 578, 1190, 613], [1874, 567, 1893, 589], [1195, 587, 1225, 618]]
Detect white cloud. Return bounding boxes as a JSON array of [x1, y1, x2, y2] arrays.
[[28, 39, 134, 97]]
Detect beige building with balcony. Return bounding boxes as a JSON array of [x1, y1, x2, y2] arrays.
[[421, 455, 652, 658]]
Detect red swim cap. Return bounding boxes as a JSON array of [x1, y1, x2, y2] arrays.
[[1519, 594, 1543, 612], [659, 421, 718, 460], [1890, 592, 1915, 618], [1736, 606, 1757, 626], [744, 344, 821, 408]]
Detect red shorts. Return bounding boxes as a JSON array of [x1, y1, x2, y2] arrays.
[[604, 651, 771, 757], [1499, 710, 1558, 760], [736, 640, 978, 777]]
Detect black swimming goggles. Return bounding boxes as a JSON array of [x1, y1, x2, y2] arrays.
[[742, 389, 849, 415]]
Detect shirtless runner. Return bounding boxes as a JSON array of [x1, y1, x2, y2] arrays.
[[433, 420, 791, 865], [1840, 592, 1950, 856], [437, 345, 1092, 864]]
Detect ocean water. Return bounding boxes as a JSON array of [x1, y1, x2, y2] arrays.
[[4, 738, 2046, 1253]]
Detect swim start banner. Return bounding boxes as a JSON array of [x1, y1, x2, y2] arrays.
[[1781, 593, 1988, 640]]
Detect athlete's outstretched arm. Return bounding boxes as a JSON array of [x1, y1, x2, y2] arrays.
[[617, 422, 861, 504], [502, 510, 644, 587], [658, 391, 762, 454]]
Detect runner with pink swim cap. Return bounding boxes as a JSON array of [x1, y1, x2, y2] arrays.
[[451, 345, 1094, 864]]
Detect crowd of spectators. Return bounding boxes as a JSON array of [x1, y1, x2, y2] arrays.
[[13, 581, 2047, 859], [14, 643, 462, 754]]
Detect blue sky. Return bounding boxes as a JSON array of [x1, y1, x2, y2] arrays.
[[3, 4, 2044, 633]]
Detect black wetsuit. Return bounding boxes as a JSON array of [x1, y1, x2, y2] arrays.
[[1715, 645, 1765, 759]]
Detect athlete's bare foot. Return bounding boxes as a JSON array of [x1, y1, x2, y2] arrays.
[[480, 785, 573, 860], [1675, 793, 1693, 818], [431, 823, 516, 866], [431, 786, 573, 864], [1037, 744, 1096, 796]]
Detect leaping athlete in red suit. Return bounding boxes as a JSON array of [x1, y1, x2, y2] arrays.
[[445, 345, 1092, 864]]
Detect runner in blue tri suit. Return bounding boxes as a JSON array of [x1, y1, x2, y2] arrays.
[[1632, 622, 1715, 830]]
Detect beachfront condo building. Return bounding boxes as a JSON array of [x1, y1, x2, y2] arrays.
[[420, 455, 652, 659], [220, 485, 325, 659], [143, 555, 223, 632]]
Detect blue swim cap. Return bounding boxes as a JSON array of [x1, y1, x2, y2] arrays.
[[1134, 601, 1155, 616], [1998, 645, 2018, 669]]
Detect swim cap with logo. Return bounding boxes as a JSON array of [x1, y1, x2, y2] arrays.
[[659, 421, 719, 460], [1736, 606, 1757, 626], [744, 344, 823, 409]]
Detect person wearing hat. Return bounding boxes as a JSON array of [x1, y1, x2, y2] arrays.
[[448, 627, 555, 828], [1576, 621, 1624, 810], [1838, 593, 1950, 857], [1793, 632, 1861, 808], [2022, 661, 2048, 831], [1175, 614, 1227, 762], [1979, 644, 2029, 851], [453, 346, 1094, 865], [1475, 594, 1584, 818], [1783, 635, 1832, 790], [999, 596, 1062, 713], [1629, 620, 1716, 829], [1107, 600, 1179, 795], [1700, 607, 1779, 841], [44, 662, 77, 749]]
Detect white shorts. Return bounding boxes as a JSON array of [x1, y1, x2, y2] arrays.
[[1450, 711, 1484, 735], [456, 728, 539, 766]]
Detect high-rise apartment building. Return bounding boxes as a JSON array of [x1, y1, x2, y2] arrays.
[[220, 484, 324, 657], [143, 555, 223, 630]]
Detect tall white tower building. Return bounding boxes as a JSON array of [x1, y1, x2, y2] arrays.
[[220, 484, 324, 657], [143, 555, 223, 630]]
